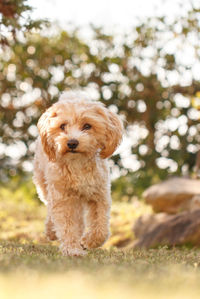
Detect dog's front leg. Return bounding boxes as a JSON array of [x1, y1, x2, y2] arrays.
[[45, 213, 57, 241], [50, 190, 86, 256], [81, 198, 111, 249]]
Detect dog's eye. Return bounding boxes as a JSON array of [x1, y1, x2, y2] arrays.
[[82, 123, 92, 130], [60, 124, 66, 130]]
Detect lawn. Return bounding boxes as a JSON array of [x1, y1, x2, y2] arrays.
[[1, 185, 200, 298], [1, 243, 200, 299]]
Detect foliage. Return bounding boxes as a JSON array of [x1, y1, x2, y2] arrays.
[[0, 0, 46, 45], [0, 175, 37, 202], [0, 180, 44, 242], [1, 2, 200, 195]]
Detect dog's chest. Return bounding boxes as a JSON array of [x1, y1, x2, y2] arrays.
[[57, 159, 108, 197], [68, 171, 97, 195]]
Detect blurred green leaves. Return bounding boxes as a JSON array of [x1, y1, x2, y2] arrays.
[[1, 1, 200, 197], [0, 0, 47, 46]]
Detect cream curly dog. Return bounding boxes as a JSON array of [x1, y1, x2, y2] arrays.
[[33, 92, 123, 256]]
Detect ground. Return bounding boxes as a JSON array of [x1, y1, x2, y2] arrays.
[[1, 243, 200, 299], [1, 185, 200, 298]]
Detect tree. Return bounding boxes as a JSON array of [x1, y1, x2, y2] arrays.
[[0, 0, 45, 45], [1, 2, 200, 198]]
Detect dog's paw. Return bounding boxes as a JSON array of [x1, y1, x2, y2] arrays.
[[45, 229, 57, 241], [61, 245, 87, 257], [80, 231, 109, 250]]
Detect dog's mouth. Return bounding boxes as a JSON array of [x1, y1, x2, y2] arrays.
[[64, 148, 84, 155], [67, 150, 80, 154]]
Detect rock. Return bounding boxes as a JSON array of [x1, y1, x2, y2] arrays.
[[133, 209, 200, 249], [143, 177, 200, 214], [133, 213, 171, 238]]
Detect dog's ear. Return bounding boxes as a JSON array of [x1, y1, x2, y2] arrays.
[[37, 108, 56, 162], [100, 110, 123, 159]]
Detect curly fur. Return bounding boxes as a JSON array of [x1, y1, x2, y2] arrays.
[[33, 92, 123, 256]]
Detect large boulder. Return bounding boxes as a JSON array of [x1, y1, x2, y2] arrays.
[[143, 177, 200, 214], [133, 209, 200, 249]]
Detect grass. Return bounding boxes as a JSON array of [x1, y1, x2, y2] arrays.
[[1, 186, 200, 298], [1, 243, 200, 298]]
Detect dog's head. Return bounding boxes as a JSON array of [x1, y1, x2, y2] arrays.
[[37, 94, 123, 162]]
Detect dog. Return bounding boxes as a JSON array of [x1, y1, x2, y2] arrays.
[[33, 91, 123, 256]]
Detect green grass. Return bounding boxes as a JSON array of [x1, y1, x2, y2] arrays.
[[1, 243, 200, 298], [1, 186, 200, 298]]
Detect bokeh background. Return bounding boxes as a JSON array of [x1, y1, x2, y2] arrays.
[[1, 0, 200, 193], [1, 0, 200, 245]]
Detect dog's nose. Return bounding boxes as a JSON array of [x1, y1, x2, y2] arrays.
[[67, 139, 79, 150]]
